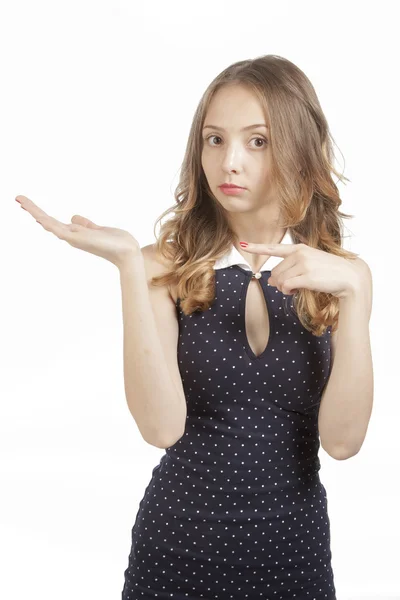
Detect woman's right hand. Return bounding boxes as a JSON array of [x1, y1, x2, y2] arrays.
[[15, 195, 141, 269]]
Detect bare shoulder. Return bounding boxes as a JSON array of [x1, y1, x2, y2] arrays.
[[350, 256, 372, 295], [354, 256, 372, 278], [355, 255, 373, 313], [140, 243, 178, 304]]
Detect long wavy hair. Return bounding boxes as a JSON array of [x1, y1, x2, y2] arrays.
[[150, 54, 358, 336]]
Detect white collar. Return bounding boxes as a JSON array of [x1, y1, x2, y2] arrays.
[[213, 229, 294, 272]]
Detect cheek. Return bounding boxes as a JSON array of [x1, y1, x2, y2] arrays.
[[257, 165, 273, 189], [201, 153, 214, 178]]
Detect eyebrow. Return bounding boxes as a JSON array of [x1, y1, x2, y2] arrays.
[[202, 123, 269, 132]]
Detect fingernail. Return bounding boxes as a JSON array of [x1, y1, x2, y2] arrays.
[[239, 241, 248, 247], [15, 198, 21, 204]]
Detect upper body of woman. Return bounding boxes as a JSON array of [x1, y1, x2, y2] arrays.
[[142, 54, 373, 456]]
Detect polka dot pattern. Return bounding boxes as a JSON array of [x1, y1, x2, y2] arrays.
[[121, 265, 336, 599]]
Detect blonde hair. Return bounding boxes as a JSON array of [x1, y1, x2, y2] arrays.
[[150, 54, 358, 336]]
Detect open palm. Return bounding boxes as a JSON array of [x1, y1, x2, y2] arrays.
[[16, 195, 140, 269]]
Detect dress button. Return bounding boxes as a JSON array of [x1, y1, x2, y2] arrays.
[[253, 272, 262, 279]]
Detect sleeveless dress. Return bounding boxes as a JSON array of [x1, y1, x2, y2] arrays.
[[121, 230, 337, 599]]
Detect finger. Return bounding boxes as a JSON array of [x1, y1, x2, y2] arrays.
[[282, 275, 305, 295], [15, 195, 47, 218], [36, 215, 76, 241], [71, 215, 102, 229], [16, 195, 53, 222], [269, 264, 302, 292], [17, 195, 74, 236], [269, 255, 298, 282], [240, 242, 296, 257]]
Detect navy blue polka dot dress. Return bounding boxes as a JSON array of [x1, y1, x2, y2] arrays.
[[122, 230, 337, 599]]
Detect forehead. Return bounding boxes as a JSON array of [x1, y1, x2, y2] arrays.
[[204, 85, 268, 128]]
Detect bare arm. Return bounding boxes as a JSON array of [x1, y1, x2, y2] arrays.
[[119, 245, 187, 448], [13, 196, 186, 448]]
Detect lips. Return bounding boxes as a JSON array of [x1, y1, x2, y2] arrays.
[[220, 184, 244, 189]]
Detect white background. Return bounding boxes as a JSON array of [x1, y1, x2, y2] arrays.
[[1, 1, 398, 598]]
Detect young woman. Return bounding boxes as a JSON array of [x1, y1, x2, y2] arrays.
[[16, 54, 373, 600]]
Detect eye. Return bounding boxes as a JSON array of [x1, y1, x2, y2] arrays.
[[205, 135, 268, 149]]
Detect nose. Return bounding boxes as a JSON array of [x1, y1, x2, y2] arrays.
[[221, 144, 244, 175]]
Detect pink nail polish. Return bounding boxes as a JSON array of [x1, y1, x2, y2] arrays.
[[239, 242, 248, 248]]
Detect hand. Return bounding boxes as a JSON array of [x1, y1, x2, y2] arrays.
[[15, 195, 140, 269], [241, 241, 361, 299]]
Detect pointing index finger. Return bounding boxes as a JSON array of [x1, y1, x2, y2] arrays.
[[243, 242, 296, 257]]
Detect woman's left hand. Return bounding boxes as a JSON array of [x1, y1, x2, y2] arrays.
[[241, 241, 362, 299]]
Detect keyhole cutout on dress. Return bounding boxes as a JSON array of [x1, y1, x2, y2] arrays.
[[244, 276, 271, 359]]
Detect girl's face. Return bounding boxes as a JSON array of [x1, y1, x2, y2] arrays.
[[201, 84, 275, 214]]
